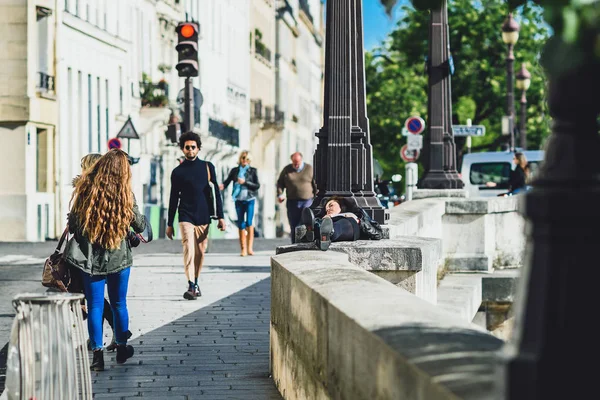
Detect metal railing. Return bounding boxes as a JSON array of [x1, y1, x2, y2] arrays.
[[254, 40, 272, 62], [38, 72, 55, 92], [299, 0, 314, 24], [5, 293, 92, 400]]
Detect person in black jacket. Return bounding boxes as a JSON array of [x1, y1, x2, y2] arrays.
[[219, 151, 260, 256], [486, 152, 530, 195], [295, 197, 382, 251], [167, 132, 226, 300]]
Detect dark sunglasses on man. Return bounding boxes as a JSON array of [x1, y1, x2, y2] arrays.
[[185, 145, 197, 150]]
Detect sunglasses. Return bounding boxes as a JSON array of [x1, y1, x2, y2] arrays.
[[185, 145, 197, 150]]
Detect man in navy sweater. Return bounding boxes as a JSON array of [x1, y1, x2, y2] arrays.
[[167, 131, 226, 300]]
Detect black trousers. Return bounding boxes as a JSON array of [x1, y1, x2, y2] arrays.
[[330, 217, 360, 242]]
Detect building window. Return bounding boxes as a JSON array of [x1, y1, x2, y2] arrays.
[[64, 0, 69, 11], [119, 66, 123, 114], [88, 74, 92, 152], [75, 0, 79, 16], [97, 77, 101, 151], [36, 128, 48, 192]]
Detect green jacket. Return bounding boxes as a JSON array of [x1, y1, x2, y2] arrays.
[[65, 201, 146, 276]]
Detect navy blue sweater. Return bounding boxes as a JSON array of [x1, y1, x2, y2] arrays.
[[168, 158, 224, 227]]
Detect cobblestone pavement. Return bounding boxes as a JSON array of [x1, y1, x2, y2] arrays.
[[0, 239, 287, 399]]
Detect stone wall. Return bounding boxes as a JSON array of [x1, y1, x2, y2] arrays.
[[270, 252, 504, 400]]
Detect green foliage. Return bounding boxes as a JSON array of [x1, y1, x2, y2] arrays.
[[408, 0, 600, 76], [140, 73, 169, 108], [367, 0, 551, 181]]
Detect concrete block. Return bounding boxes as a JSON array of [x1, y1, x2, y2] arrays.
[[445, 254, 493, 272], [482, 270, 519, 303], [412, 189, 469, 200], [277, 237, 442, 304]]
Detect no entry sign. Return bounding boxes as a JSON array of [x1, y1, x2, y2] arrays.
[[400, 144, 419, 162], [405, 116, 425, 135], [108, 137, 122, 150]]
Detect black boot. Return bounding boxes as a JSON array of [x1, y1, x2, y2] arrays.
[[90, 350, 104, 371], [106, 330, 133, 352], [301, 207, 316, 242], [116, 344, 135, 364], [316, 217, 333, 251]]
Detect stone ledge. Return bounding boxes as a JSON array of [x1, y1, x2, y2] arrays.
[[270, 252, 504, 400], [412, 189, 469, 200], [445, 196, 522, 215]]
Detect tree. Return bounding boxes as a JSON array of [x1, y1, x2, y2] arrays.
[[367, 0, 550, 181]]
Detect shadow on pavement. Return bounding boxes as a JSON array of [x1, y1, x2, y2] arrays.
[[91, 278, 282, 399]]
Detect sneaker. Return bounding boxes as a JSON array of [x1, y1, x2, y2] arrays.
[[316, 217, 333, 251], [183, 288, 197, 300], [301, 207, 316, 242], [194, 284, 202, 297]]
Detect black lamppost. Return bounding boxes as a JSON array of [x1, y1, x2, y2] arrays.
[[501, 13, 519, 151], [515, 63, 531, 150], [417, 0, 463, 190]]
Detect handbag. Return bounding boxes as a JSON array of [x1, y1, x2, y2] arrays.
[[205, 162, 219, 220], [358, 208, 383, 240], [41, 227, 71, 292]]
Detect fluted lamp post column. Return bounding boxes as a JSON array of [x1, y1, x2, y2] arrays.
[[501, 13, 520, 151], [515, 63, 531, 150], [417, 0, 463, 190]]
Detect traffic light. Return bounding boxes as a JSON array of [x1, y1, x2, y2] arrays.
[[175, 22, 199, 77]]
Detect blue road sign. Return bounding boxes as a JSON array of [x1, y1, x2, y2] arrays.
[[108, 137, 122, 149], [452, 125, 486, 137], [405, 116, 425, 135]]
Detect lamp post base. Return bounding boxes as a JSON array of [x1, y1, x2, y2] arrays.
[[417, 171, 464, 190]]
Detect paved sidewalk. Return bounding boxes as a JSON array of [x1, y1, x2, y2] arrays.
[[0, 245, 283, 399]]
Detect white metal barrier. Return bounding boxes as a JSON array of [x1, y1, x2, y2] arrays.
[[5, 293, 92, 400]]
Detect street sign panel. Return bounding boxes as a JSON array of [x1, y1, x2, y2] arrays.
[[107, 138, 122, 150], [400, 144, 419, 162], [116, 117, 140, 139], [407, 134, 423, 151], [405, 116, 425, 135], [401, 127, 409, 137], [452, 125, 486, 137]]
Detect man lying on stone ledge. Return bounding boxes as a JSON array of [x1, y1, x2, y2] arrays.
[[295, 197, 382, 251]]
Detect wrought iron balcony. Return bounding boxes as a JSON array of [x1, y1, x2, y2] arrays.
[[299, 0, 313, 24], [208, 118, 239, 147], [254, 40, 272, 63], [37, 72, 55, 93]]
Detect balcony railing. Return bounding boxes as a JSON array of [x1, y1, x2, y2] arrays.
[[209, 118, 240, 147], [254, 40, 272, 63], [37, 72, 55, 92], [251, 99, 263, 120], [299, 0, 313, 24]]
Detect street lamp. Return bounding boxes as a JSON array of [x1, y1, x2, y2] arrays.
[[501, 13, 520, 151], [515, 63, 531, 150]]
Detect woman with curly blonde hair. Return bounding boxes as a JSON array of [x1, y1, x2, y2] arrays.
[[66, 149, 146, 371]]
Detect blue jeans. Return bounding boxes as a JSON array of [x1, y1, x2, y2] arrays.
[[82, 267, 131, 350], [235, 199, 255, 229], [287, 199, 313, 243]]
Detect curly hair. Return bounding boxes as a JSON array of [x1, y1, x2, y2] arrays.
[[70, 149, 134, 250], [179, 131, 202, 150], [73, 153, 102, 187]]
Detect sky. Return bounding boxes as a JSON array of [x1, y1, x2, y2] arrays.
[[362, 0, 406, 50]]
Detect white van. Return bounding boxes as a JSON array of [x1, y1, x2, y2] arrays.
[[460, 150, 545, 198]]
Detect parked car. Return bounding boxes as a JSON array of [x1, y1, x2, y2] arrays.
[[460, 150, 545, 198]]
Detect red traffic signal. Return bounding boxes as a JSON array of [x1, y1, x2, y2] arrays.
[[175, 22, 199, 77]]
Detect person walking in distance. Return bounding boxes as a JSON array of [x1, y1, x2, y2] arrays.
[[277, 152, 317, 243], [166, 131, 226, 300], [219, 151, 260, 256], [65, 149, 146, 371]]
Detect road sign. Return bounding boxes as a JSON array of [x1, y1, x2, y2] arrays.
[[400, 144, 419, 162], [116, 117, 140, 139], [405, 116, 425, 135], [407, 134, 423, 151], [452, 125, 486, 137], [107, 137, 122, 150]]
